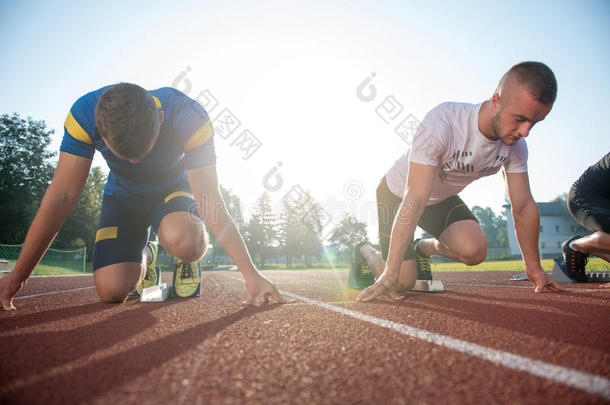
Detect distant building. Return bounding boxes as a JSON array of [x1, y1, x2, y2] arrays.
[[503, 202, 589, 259]]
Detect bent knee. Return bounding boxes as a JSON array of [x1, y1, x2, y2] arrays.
[[98, 289, 130, 303], [458, 241, 487, 266], [160, 226, 209, 263]]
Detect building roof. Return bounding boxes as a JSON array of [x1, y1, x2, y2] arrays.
[[503, 201, 568, 216]]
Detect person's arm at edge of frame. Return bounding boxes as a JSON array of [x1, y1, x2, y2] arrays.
[[357, 162, 436, 302], [504, 170, 561, 293], [186, 164, 292, 305], [0, 152, 92, 310]]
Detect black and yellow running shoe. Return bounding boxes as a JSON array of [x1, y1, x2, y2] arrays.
[[135, 241, 159, 296], [173, 261, 201, 298], [348, 241, 375, 289], [414, 238, 432, 281]]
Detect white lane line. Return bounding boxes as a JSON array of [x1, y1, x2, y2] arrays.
[[14, 287, 95, 300], [283, 291, 610, 399], [220, 274, 609, 399]]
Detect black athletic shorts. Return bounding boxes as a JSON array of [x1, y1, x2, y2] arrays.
[[376, 176, 478, 261], [92, 183, 201, 271], [568, 152, 610, 233]]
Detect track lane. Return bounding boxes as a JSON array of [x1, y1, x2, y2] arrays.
[[1, 270, 608, 404]]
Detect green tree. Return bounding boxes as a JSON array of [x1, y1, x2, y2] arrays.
[[472, 206, 509, 249], [552, 193, 570, 215], [0, 113, 55, 243], [278, 198, 300, 268], [277, 189, 325, 268], [243, 192, 277, 268], [54, 167, 106, 258], [328, 213, 367, 259]]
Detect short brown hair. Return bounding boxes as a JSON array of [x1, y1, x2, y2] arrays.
[[498, 61, 558, 105], [95, 83, 159, 159]]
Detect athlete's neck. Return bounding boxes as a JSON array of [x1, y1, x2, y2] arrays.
[[478, 101, 498, 141]]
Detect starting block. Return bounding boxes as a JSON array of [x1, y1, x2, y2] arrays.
[[550, 257, 577, 283], [141, 283, 172, 302], [550, 257, 610, 283], [411, 279, 445, 293], [588, 272, 610, 282]]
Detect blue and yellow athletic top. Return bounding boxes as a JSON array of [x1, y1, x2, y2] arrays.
[[60, 86, 215, 198]]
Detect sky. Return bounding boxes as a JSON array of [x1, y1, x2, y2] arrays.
[[1, 0, 609, 242]]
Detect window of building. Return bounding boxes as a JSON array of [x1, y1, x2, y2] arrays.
[[541, 241, 546, 248], [555, 225, 559, 232], [540, 226, 543, 233], [557, 241, 562, 248]]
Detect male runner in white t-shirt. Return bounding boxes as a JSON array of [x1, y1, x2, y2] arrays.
[[357, 61, 561, 302]]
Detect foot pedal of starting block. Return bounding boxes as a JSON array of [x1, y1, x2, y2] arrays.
[[411, 279, 444, 293], [550, 257, 577, 283], [588, 272, 610, 282], [141, 283, 172, 302]]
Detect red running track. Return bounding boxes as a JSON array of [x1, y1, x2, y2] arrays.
[[1, 270, 609, 404]]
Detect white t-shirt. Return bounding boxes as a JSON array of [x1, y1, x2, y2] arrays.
[[385, 102, 528, 205]]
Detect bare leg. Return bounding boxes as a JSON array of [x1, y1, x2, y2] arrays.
[[94, 262, 145, 303], [571, 231, 610, 261], [157, 212, 208, 263], [359, 244, 417, 291], [418, 220, 487, 266]]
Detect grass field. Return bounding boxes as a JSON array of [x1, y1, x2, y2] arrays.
[[31, 262, 93, 276], [432, 257, 610, 272], [23, 258, 610, 276]]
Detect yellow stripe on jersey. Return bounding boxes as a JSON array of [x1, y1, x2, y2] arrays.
[[64, 112, 93, 145], [184, 121, 214, 151], [95, 226, 118, 243], [152, 96, 162, 109], [165, 191, 193, 203]]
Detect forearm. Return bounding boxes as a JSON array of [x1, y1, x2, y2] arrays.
[[512, 201, 543, 272], [206, 213, 257, 280], [385, 199, 423, 276], [13, 188, 79, 279]]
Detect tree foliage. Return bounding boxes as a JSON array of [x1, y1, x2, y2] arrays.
[[328, 213, 368, 258], [278, 190, 323, 268], [471, 206, 508, 248], [0, 114, 55, 243], [243, 192, 277, 268]]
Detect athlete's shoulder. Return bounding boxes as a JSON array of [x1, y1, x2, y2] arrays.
[[431, 101, 478, 119], [65, 85, 112, 146], [150, 87, 193, 106]]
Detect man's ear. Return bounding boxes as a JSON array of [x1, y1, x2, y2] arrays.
[[159, 110, 165, 125], [490, 92, 501, 113]]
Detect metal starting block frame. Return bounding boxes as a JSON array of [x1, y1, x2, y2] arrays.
[[550, 256, 610, 283], [411, 279, 445, 293]]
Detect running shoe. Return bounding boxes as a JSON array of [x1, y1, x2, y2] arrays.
[[561, 236, 588, 282], [414, 238, 433, 281], [135, 241, 159, 296], [348, 241, 375, 289], [173, 261, 201, 298]]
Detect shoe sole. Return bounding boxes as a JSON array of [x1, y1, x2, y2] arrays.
[[173, 262, 202, 298]]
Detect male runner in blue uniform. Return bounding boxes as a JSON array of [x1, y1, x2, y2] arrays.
[[1, 83, 289, 309]]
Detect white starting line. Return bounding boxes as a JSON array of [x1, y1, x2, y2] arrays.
[[221, 274, 610, 400]]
